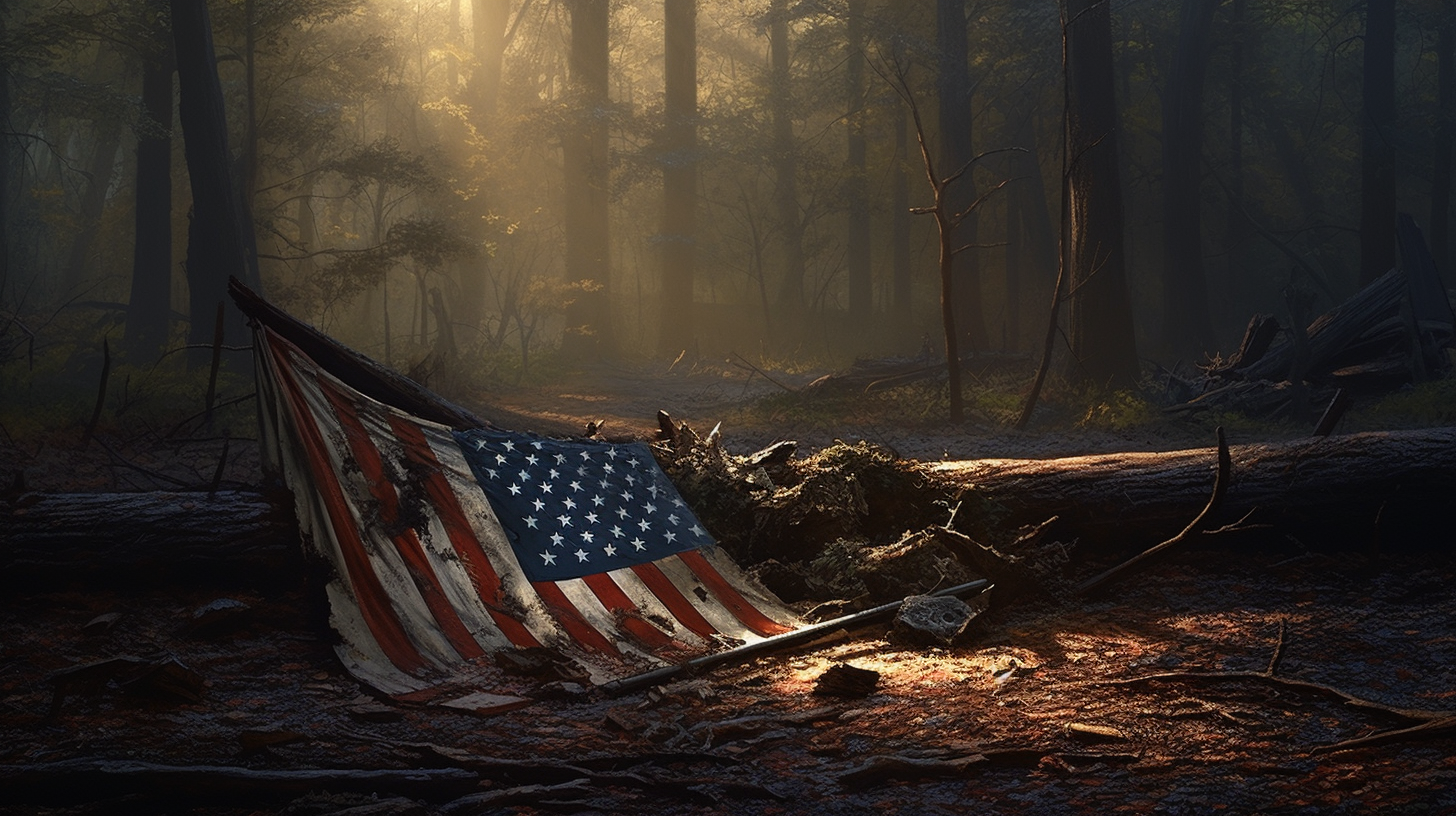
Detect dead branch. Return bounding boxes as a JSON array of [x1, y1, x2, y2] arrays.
[[1075, 427, 1232, 595]]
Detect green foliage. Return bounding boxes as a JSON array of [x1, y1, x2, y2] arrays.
[[1353, 376, 1456, 427], [1076, 389, 1159, 431]]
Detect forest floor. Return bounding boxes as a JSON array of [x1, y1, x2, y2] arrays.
[[3, 359, 1456, 814]]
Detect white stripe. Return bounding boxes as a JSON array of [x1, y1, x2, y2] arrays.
[[553, 576, 664, 664], [696, 545, 800, 630], [652, 553, 766, 643], [604, 565, 712, 651]]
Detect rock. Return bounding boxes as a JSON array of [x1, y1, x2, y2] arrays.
[[1064, 722, 1127, 743], [892, 595, 980, 646], [813, 664, 880, 698], [188, 598, 252, 637], [82, 612, 122, 635]]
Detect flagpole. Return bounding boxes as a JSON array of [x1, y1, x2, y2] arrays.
[[600, 579, 992, 695]]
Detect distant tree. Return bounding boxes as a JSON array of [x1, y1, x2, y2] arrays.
[[1359, 0, 1396, 286], [1432, 5, 1454, 281], [658, 0, 697, 355], [171, 0, 254, 349], [891, 103, 911, 323], [845, 0, 870, 323], [936, 0, 986, 355], [769, 0, 807, 319], [1159, 0, 1219, 356], [1063, 0, 1138, 389], [124, 1, 175, 362], [561, 0, 613, 358]]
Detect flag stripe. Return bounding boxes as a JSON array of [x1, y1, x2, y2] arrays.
[[388, 416, 543, 650], [678, 549, 793, 637], [530, 580, 621, 655], [317, 375, 486, 661], [580, 573, 678, 650], [267, 340, 430, 674], [630, 562, 719, 639]]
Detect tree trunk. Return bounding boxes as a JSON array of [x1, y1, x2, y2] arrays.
[[0, 12, 9, 294], [845, 0, 871, 324], [1224, 0, 1249, 305], [770, 0, 807, 320], [935, 426, 1456, 553], [998, 99, 1058, 352], [936, 0, 986, 355], [1160, 0, 1219, 356], [1359, 0, 1397, 286], [126, 20, 175, 363], [892, 103, 911, 324], [561, 0, 613, 358], [172, 0, 251, 352], [658, 0, 697, 355], [1062, 0, 1139, 389], [456, 0, 510, 332], [1432, 10, 1453, 282]]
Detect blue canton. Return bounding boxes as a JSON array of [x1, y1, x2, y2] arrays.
[[454, 429, 713, 582]]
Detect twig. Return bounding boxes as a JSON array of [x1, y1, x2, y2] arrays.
[[82, 339, 111, 446], [730, 352, 797, 393], [1266, 619, 1287, 676], [92, 437, 195, 489], [1075, 427, 1232, 595]]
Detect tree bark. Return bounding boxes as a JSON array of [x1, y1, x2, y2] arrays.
[[658, 0, 697, 355], [1062, 0, 1139, 389], [845, 0, 871, 324], [1225, 0, 1249, 304], [936, 0, 986, 355], [934, 426, 1456, 551], [561, 0, 613, 358], [172, 0, 252, 352], [892, 103, 911, 323], [1160, 0, 1219, 356], [1359, 0, 1397, 286], [125, 19, 175, 363]]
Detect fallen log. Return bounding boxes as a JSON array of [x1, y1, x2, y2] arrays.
[[3, 490, 301, 590], [0, 759, 479, 805], [8, 428, 1456, 588], [933, 426, 1456, 552]]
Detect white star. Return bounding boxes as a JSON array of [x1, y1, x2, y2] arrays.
[[691, 524, 706, 537], [524, 516, 538, 529], [486, 468, 498, 479], [607, 448, 619, 460], [569, 480, 582, 492], [508, 483, 522, 496], [475, 439, 487, 451], [550, 532, 565, 547], [642, 502, 657, 514], [582, 531, 595, 543], [667, 513, 679, 526], [599, 479, 610, 489], [518, 469, 530, 481], [554, 453, 566, 465], [591, 494, 605, 507], [631, 537, 646, 551], [574, 548, 590, 562], [540, 550, 556, 565], [585, 512, 599, 524], [604, 543, 617, 557], [494, 453, 507, 465], [502, 440, 516, 452], [526, 454, 539, 466], [628, 457, 639, 467], [620, 490, 633, 502], [532, 498, 546, 511], [674, 497, 686, 507], [610, 525, 625, 539], [577, 466, 588, 476], [616, 507, 630, 519], [664, 530, 677, 543], [531, 441, 543, 450], [580, 450, 591, 461], [648, 484, 660, 498], [625, 474, 637, 486], [540, 482, 553, 494], [548, 468, 559, 479], [638, 518, 652, 532], [557, 514, 573, 527], [603, 463, 615, 474], [563, 497, 577, 510]]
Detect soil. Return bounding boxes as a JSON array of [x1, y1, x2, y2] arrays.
[[3, 362, 1455, 814]]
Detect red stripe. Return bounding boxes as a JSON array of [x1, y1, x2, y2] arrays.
[[316, 377, 484, 661], [265, 335, 429, 674], [677, 550, 792, 637], [387, 416, 542, 649], [530, 581, 620, 655], [581, 573, 676, 649], [631, 562, 718, 639]]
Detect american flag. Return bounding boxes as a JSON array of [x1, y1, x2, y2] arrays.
[[253, 326, 797, 711]]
